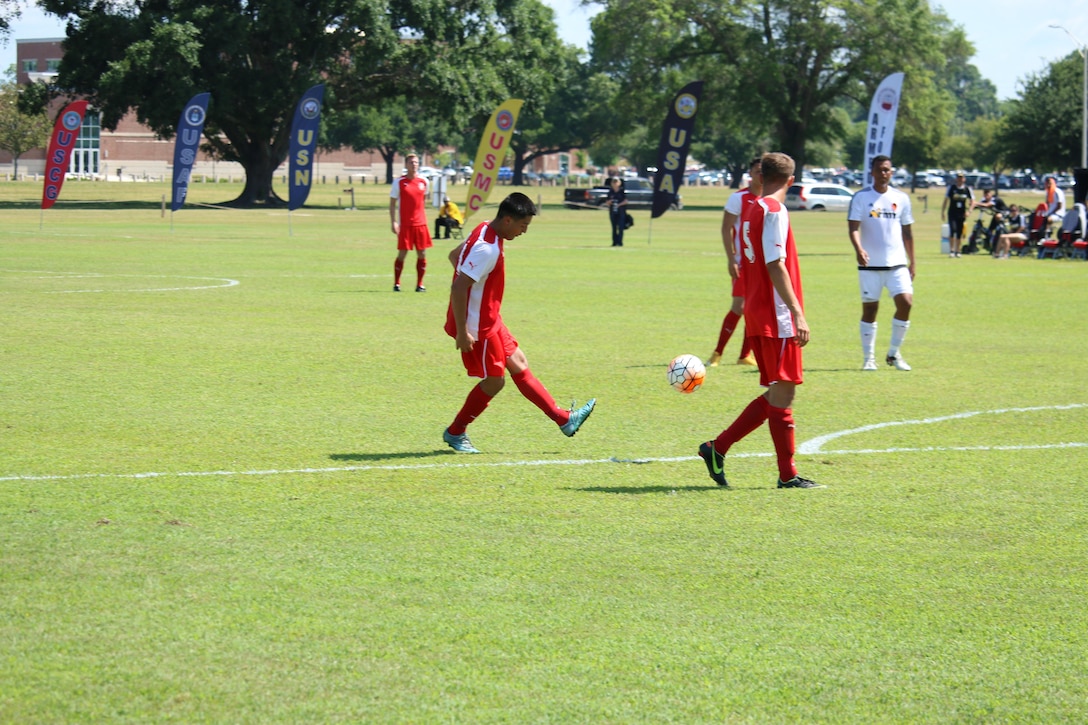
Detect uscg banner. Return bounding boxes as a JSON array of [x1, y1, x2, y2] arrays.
[[171, 92, 210, 212], [652, 81, 702, 219], [41, 100, 89, 210], [288, 84, 325, 211], [465, 99, 523, 221], [863, 72, 904, 187]]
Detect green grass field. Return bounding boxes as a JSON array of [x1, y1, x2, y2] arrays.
[[2, 178, 1087, 722]]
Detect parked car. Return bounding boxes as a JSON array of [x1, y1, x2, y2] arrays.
[[497, 166, 513, 181], [563, 177, 681, 210], [964, 172, 994, 190], [785, 183, 854, 211]]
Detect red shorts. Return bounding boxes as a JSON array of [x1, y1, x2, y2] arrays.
[[731, 269, 746, 298], [748, 335, 803, 387], [461, 322, 518, 379], [398, 224, 433, 251]]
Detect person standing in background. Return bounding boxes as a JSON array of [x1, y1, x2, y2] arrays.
[[390, 153, 432, 292], [604, 177, 628, 247]]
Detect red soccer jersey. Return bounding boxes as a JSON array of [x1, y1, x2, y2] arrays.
[[392, 175, 429, 227], [739, 196, 804, 339], [445, 221, 505, 339]]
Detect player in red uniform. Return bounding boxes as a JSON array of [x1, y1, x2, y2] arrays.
[[708, 156, 761, 367], [698, 152, 820, 489], [389, 153, 433, 292], [442, 192, 596, 453]]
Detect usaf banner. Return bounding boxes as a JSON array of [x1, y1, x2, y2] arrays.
[[465, 99, 523, 222], [288, 84, 325, 211], [41, 100, 89, 210], [652, 81, 703, 219], [171, 92, 210, 212], [863, 72, 904, 187]]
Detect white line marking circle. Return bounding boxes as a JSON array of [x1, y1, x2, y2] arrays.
[[1, 269, 239, 293], [1, 405, 1083, 484]]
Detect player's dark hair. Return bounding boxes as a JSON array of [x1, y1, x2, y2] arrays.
[[761, 152, 795, 184], [749, 157, 762, 168], [871, 154, 891, 169], [498, 192, 537, 220]]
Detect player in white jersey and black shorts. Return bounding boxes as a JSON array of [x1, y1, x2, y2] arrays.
[[847, 155, 915, 371]]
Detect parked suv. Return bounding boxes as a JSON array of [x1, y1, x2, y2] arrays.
[[784, 183, 854, 211]]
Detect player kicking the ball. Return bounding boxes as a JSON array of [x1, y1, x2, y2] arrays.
[[442, 192, 596, 453], [698, 153, 820, 490]]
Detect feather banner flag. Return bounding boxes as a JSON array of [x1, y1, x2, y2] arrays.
[[863, 72, 904, 187], [465, 99, 523, 222], [288, 84, 325, 211], [652, 81, 703, 219], [171, 92, 210, 212], [41, 100, 89, 210]]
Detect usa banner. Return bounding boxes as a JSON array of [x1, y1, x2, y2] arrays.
[[171, 92, 210, 213], [465, 99, 523, 222], [652, 81, 703, 219], [863, 72, 904, 187], [288, 84, 325, 211], [41, 100, 89, 211]]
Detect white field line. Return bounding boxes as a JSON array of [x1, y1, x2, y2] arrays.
[[0, 270, 239, 293], [2, 410, 1084, 483]]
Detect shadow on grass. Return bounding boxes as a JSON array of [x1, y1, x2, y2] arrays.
[[567, 485, 727, 494], [329, 451, 451, 462]]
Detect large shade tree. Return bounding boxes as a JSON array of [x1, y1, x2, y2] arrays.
[[999, 52, 1084, 173], [37, 0, 554, 206], [589, 0, 959, 172]]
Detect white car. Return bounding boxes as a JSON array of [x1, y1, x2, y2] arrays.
[[785, 183, 854, 211]]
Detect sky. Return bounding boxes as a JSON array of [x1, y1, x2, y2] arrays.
[[4, 0, 1088, 102]]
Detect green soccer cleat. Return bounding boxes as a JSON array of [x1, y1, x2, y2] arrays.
[[443, 428, 480, 454], [560, 398, 596, 437]]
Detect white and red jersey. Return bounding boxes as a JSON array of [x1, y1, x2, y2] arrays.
[[724, 188, 759, 264], [445, 221, 505, 340], [740, 196, 804, 339], [390, 174, 429, 227]]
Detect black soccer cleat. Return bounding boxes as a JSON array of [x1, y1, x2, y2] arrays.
[[698, 441, 729, 487], [777, 475, 823, 489]]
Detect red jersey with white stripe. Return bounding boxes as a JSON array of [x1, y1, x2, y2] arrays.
[[739, 196, 804, 339], [445, 221, 505, 339], [391, 175, 429, 227], [724, 188, 759, 265]]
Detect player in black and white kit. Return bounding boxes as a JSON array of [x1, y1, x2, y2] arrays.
[[847, 155, 915, 371]]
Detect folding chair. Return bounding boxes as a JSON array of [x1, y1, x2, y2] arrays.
[[1016, 203, 1048, 257], [1040, 204, 1085, 260]]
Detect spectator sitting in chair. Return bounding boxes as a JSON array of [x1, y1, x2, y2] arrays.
[[435, 196, 465, 240], [1044, 176, 1066, 236], [993, 204, 1027, 259]]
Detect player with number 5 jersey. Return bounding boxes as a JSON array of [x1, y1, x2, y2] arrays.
[[698, 152, 820, 490]]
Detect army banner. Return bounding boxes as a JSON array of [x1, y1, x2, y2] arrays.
[[288, 84, 325, 211], [465, 99, 523, 222], [41, 100, 89, 210], [171, 92, 210, 212], [863, 72, 904, 187], [652, 81, 703, 219]]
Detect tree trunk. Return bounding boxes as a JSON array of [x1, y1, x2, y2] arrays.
[[229, 143, 286, 207]]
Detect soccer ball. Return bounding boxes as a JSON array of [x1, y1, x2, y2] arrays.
[[667, 354, 706, 393]]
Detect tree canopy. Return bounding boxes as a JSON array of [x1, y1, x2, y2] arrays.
[[588, 0, 958, 172], [38, 0, 574, 205], [999, 52, 1085, 172], [0, 74, 51, 176]]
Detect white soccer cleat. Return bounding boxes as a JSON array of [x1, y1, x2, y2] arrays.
[[886, 354, 911, 371], [862, 358, 878, 371]]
